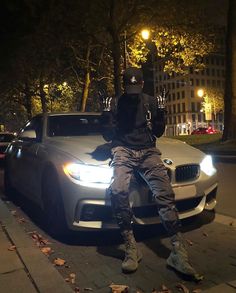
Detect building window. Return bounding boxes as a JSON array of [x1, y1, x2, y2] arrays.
[[173, 116, 177, 124], [182, 91, 185, 98], [178, 115, 181, 123], [183, 114, 186, 122], [173, 104, 176, 113], [172, 82, 175, 89], [191, 90, 194, 98], [197, 102, 201, 111], [192, 114, 196, 122], [201, 79, 205, 86], [196, 79, 200, 86], [177, 103, 181, 113], [206, 68, 210, 76], [177, 92, 180, 100], [212, 68, 215, 76], [173, 93, 176, 100], [191, 102, 195, 112], [198, 114, 202, 122], [182, 103, 186, 112]]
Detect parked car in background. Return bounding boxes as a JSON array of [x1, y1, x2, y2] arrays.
[[191, 127, 218, 135], [4, 112, 218, 235], [0, 132, 16, 160]]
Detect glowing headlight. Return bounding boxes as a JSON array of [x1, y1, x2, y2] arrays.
[[63, 163, 113, 188], [200, 155, 216, 176]]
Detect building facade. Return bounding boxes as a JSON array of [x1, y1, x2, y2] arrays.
[[154, 53, 225, 136]]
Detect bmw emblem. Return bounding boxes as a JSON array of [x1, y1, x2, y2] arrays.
[[163, 158, 173, 165]]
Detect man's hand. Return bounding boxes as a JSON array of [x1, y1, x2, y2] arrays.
[[156, 88, 168, 110], [98, 89, 112, 112]]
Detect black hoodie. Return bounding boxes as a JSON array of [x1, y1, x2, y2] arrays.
[[101, 93, 166, 150]]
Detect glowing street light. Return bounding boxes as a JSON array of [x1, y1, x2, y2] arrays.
[[141, 29, 150, 40], [197, 88, 204, 98]]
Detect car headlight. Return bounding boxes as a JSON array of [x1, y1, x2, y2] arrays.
[[200, 155, 216, 176], [63, 163, 113, 188]]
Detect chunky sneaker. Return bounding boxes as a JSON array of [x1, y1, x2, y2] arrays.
[[121, 230, 142, 273], [167, 240, 203, 281]]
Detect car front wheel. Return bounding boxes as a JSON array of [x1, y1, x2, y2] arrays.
[[42, 168, 68, 237]]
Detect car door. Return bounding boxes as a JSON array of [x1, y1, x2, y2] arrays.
[[13, 116, 44, 203]]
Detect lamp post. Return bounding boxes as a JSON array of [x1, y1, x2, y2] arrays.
[[140, 28, 156, 96], [197, 88, 212, 127], [123, 30, 127, 69]]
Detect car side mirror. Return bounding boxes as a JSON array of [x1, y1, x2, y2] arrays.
[[18, 130, 37, 141]]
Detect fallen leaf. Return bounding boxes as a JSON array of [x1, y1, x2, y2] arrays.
[[11, 210, 17, 216], [186, 239, 193, 246], [18, 217, 27, 223], [84, 288, 93, 291], [203, 232, 208, 237], [69, 273, 76, 284], [40, 247, 52, 255], [109, 284, 129, 293], [229, 222, 234, 226], [176, 283, 189, 293], [192, 289, 202, 293], [30, 232, 50, 246], [8, 245, 16, 251], [53, 257, 66, 266], [158, 284, 172, 293], [74, 287, 80, 292]]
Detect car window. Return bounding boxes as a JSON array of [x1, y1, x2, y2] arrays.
[[19, 116, 43, 140], [47, 115, 103, 137], [0, 134, 15, 142]]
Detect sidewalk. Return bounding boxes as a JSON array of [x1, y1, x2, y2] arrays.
[[0, 195, 236, 293], [0, 197, 73, 293]]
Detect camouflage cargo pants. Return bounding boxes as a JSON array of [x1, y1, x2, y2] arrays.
[[109, 146, 181, 236]]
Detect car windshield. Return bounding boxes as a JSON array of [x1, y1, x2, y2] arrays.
[[0, 134, 15, 142], [47, 115, 103, 137]]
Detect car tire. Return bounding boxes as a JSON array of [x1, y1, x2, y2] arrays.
[[42, 168, 68, 237], [4, 165, 16, 199]]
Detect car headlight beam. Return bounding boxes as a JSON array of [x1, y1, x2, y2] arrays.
[[63, 163, 113, 188], [200, 155, 216, 176]]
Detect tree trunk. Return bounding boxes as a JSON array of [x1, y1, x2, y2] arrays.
[[39, 80, 47, 113], [80, 70, 90, 112], [108, 0, 122, 97], [222, 0, 236, 140], [23, 82, 32, 119], [80, 40, 91, 112], [112, 35, 122, 96]]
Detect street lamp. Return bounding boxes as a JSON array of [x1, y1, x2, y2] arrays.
[[141, 29, 150, 40], [197, 88, 212, 125]]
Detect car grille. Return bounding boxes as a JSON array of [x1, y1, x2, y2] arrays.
[[175, 164, 200, 182]]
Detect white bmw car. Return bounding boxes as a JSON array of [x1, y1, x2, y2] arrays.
[[4, 112, 217, 235]]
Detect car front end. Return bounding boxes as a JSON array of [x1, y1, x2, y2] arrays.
[[52, 136, 217, 231]]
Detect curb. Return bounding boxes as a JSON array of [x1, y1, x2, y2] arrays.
[[0, 196, 74, 293]]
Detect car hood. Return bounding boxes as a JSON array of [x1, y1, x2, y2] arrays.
[[45, 136, 205, 166]]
